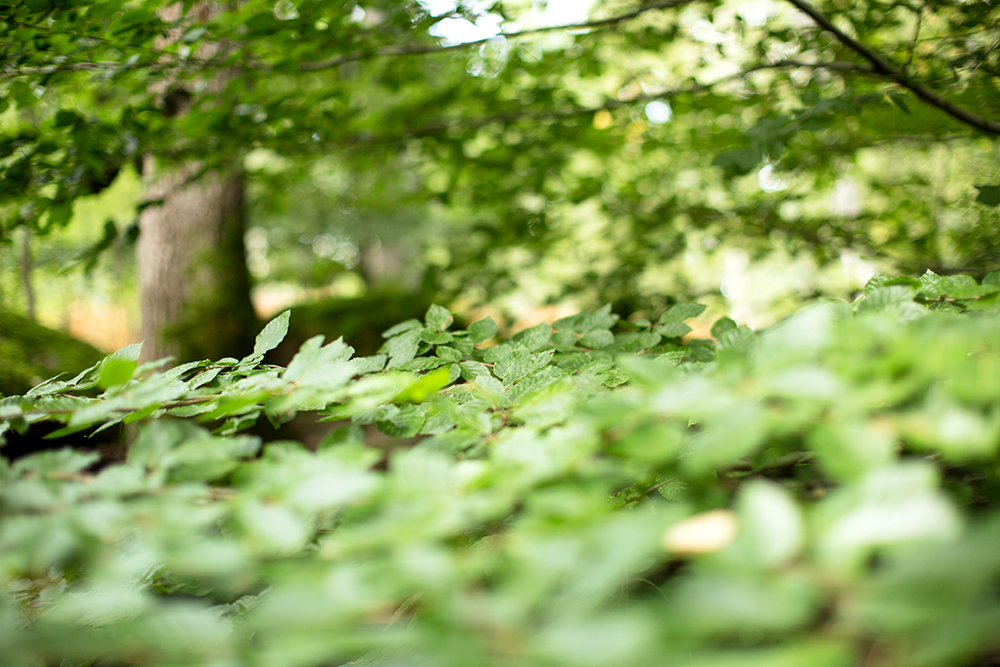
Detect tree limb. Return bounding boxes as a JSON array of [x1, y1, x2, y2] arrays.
[[769, 59, 875, 74], [1, 1, 703, 78], [328, 60, 875, 146], [299, 0, 702, 71], [784, 0, 1000, 135]]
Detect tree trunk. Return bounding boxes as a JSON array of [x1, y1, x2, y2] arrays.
[[136, 2, 257, 364], [137, 163, 257, 362], [19, 227, 35, 322]]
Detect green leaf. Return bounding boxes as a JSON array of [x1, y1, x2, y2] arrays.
[[421, 329, 454, 344], [425, 304, 454, 331], [127, 418, 202, 470], [166, 433, 261, 482], [816, 463, 961, 570], [554, 304, 618, 333], [470, 375, 506, 408], [661, 303, 707, 323], [398, 357, 449, 371], [512, 321, 552, 350], [89, 0, 124, 18], [459, 360, 492, 380], [715, 326, 757, 361], [916, 270, 943, 297], [244, 11, 279, 34], [12, 448, 100, 476], [667, 574, 818, 636], [655, 321, 692, 338], [938, 274, 998, 300], [384, 327, 423, 368], [283, 336, 356, 389], [394, 365, 454, 403], [181, 27, 206, 43], [435, 345, 463, 362], [96, 343, 142, 389], [120, 7, 151, 24], [468, 317, 498, 344], [378, 403, 426, 438], [579, 329, 614, 349], [450, 336, 475, 355], [856, 285, 921, 317], [98, 359, 136, 389], [53, 110, 83, 127], [974, 184, 1000, 206], [105, 342, 143, 364], [681, 403, 766, 473], [381, 318, 422, 338], [317, 423, 365, 450], [655, 305, 705, 338], [886, 91, 911, 113], [711, 317, 737, 338], [494, 348, 555, 386], [736, 481, 804, 569], [250, 310, 290, 360], [711, 147, 764, 175]]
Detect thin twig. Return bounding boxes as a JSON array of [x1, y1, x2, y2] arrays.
[[906, 4, 923, 67], [725, 451, 813, 473]]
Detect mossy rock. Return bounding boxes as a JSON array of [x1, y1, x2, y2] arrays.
[[0, 309, 105, 397]]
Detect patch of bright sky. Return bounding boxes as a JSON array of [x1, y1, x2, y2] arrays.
[[420, 0, 598, 45], [644, 100, 673, 125], [758, 164, 789, 192], [737, 0, 778, 28]]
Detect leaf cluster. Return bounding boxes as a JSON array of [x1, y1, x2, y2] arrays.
[[3, 0, 999, 298], [2, 271, 1000, 666]]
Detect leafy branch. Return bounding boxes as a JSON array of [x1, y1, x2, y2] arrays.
[[0, 1, 705, 79], [3, 275, 1000, 665], [298, 0, 704, 71], [323, 60, 880, 147]]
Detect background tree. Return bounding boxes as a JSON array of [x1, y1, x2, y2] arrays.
[[136, 1, 257, 362], [1, 0, 998, 350]]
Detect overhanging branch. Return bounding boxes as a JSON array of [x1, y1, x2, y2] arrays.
[[0, 1, 705, 78], [328, 60, 875, 146], [784, 0, 1000, 135], [299, 0, 702, 71]]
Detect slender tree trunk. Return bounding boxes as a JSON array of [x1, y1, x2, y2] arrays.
[[138, 162, 257, 362], [19, 227, 35, 322]]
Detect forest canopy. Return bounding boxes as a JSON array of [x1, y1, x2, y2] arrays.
[[1, 0, 998, 335]]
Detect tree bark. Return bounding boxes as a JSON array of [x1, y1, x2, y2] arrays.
[[136, 2, 257, 363], [137, 162, 257, 362]]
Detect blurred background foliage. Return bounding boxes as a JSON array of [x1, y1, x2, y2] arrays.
[[0, 0, 998, 357]]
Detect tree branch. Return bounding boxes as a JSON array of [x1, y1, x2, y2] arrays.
[[329, 60, 870, 146], [769, 59, 875, 74], [0, 1, 703, 78], [299, 0, 702, 71], [784, 0, 1000, 135]]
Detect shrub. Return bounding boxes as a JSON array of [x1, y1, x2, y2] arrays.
[[2, 271, 999, 667]]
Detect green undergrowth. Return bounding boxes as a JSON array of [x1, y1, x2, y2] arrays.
[[2, 270, 1000, 667]]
